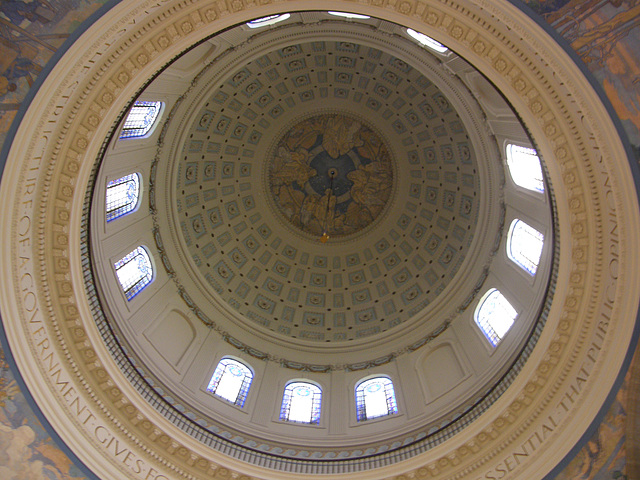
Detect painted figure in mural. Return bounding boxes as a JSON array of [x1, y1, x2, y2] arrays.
[[322, 115, 363, 158], [4, 56, 42, 87], [526, 0, 640, 65], [0, 76, 17, 96], [0, 0, 47, 25], [0, 0, 57, 111]]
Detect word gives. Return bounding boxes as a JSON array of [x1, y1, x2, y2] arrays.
[[29, 315, 170, 479], [13, 4, 238, 478]]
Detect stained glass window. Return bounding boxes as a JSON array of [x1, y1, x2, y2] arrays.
[[105, 173, 141, 222], [506, 144, 544, 193], [406, 28, 448, 53], [474, 289, 518, 347], [207, 358, 253, 407], [507, 219, 544, 275], [279, 382, 322, 424], [355, 377, 398, 422], [246, 14, 290, 28], [119, 101, 163, 139], [114, 246, 153, 301]]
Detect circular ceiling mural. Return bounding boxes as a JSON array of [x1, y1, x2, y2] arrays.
[[267, 112, 394, 239], [79, 17, 557, 468], [83, 17, 551, 464]]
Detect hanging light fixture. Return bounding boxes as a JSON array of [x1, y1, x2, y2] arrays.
[[320, 169, 337, 243]]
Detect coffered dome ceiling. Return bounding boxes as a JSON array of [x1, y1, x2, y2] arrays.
[[2, 2, 638, 480], [162, 29, 493, 348]]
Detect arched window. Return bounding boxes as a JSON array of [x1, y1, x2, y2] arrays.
[[119, 101, 163, 139], [506, 144, 544, 193], [114, 246, 153, 300], [355, 377, 398, 422], [474, 289, 518, 347], [507, 219, 544, 275], [406, 28, 448, 53], [106, 173, 141, 222], [207, 358, 253, 407], [246, 14, 290, 28], [279, 382, 322, 424]]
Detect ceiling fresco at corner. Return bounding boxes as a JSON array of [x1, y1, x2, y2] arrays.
[[524, 0, 640, 155], [0, 348, 89, 479], [0, 0, 107, 147], [0, 0, 638, 478]]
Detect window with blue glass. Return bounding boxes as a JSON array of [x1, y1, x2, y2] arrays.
[[506, 144, 544, 193], [279, 382, 322, 424], [106, 173, 141, 222], [474, 289, 518, 347], [507, 219, 544, 275], [119, 101, 163, 139], [207, 358, 253, 407], [355, 377, 398, 422], [114, 246, 153, 301]]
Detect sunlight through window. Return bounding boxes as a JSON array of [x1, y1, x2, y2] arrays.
[[356, 377, 398, 421], [474, 289, 518, 347], [280, 382, 322, 424], [507, 219, 544, 275], [106, 173, 141, 222], [119, 101, 163, 139], [328, 11, 371, 19], [406, 28, 448, 53], [506, 144, 544, 192], [114, 246, 153, 301], [246, 14, 290, 28], [207, 358, 253, 407]]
